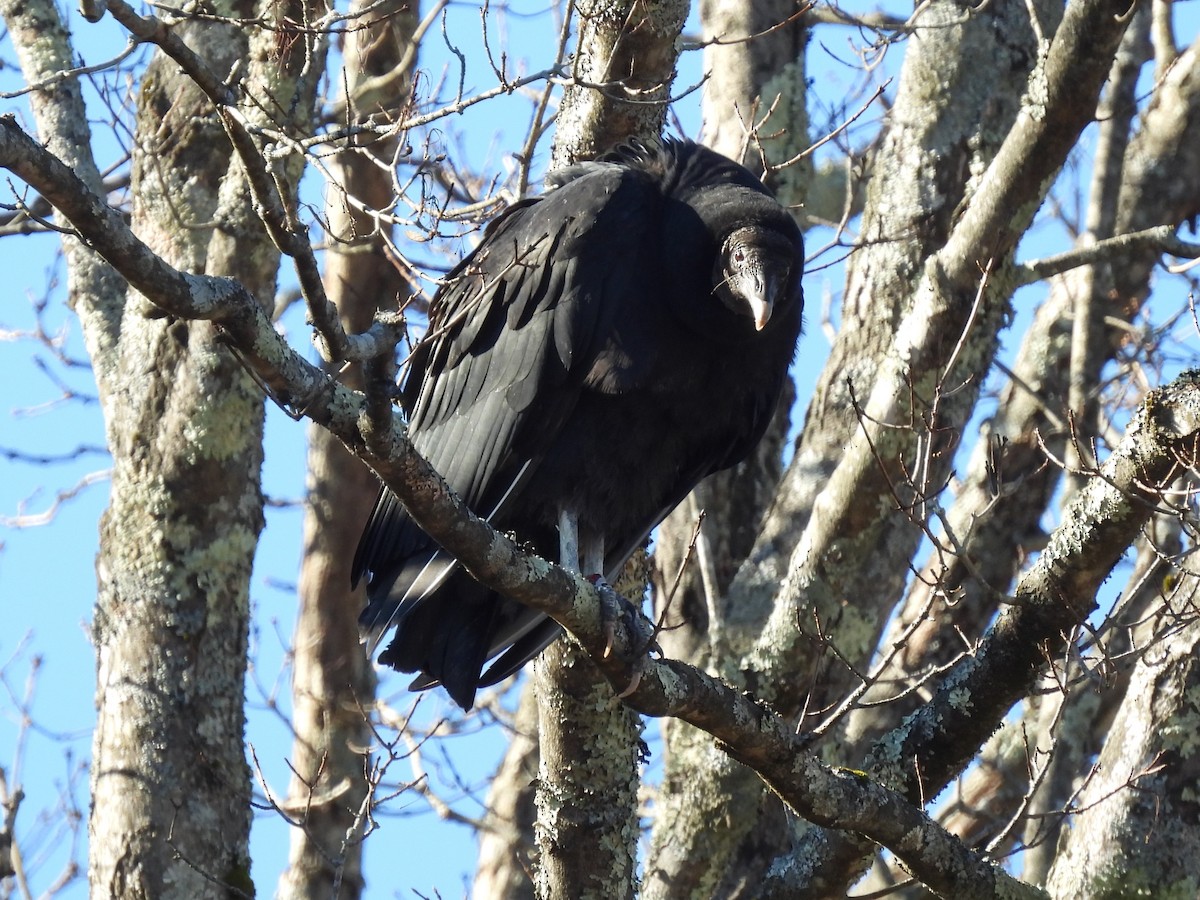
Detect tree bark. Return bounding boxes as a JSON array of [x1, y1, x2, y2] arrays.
[[93, 5, 260, 895], [843, 11, 1200, 831], [770, 1, 1142, 890], [533, 654, 643, 900], [698, 0, 811, 204], [68, 2, 322, 895], [549, 0, 690, 166], [1045, 576, 1200, 898]]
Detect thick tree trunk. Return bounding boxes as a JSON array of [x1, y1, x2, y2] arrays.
[[549, 0, 690, 166], [91, 7, 263, 895], [698, 0, 810, 201], [765, 1, 1139, 891], [844, 26, 1200, 887], [40, 2, 322, 895], [533, 654, 642, 900]]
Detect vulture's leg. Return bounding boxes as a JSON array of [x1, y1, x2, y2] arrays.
[[580, 539, 605, 581], [558, 506, 581, 573], [579, 536, 635, 682], [579, 534, 616, 651], [557, 508, 606, 578], [558, 512, 649, 697]]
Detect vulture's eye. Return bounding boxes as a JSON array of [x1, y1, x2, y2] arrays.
[[733, 248, 745, 263]]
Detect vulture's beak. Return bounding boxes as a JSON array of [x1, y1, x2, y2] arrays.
[[745, 272, 775, 331], [730, 252, 780, 331]]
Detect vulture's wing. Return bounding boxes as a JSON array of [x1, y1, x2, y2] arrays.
[[353, 162, 660, 660]]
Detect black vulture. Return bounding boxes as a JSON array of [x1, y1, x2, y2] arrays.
[[353, 138, 804, 710]]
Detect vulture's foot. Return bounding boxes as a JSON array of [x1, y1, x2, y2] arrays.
[[587, 574, 659, 698]]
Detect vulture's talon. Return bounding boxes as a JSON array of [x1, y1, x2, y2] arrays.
[[588, 574, 656, 694], [617, 664, 644, 699], [587, 574, 622, 658]]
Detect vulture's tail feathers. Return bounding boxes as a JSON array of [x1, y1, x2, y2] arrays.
[[479, 618, 563, 688], [377, 575, 500, 710], [357, 550, 458, 656], [403, 603, 557, 703]]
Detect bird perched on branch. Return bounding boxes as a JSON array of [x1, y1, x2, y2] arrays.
[[353, 137, 804, 710]]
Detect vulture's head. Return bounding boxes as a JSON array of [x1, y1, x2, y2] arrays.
[[716, 225, 799, 331], [601, 137, 804, 336]]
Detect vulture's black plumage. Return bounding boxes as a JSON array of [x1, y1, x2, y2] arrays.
[[353, 138, 804, 710]]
